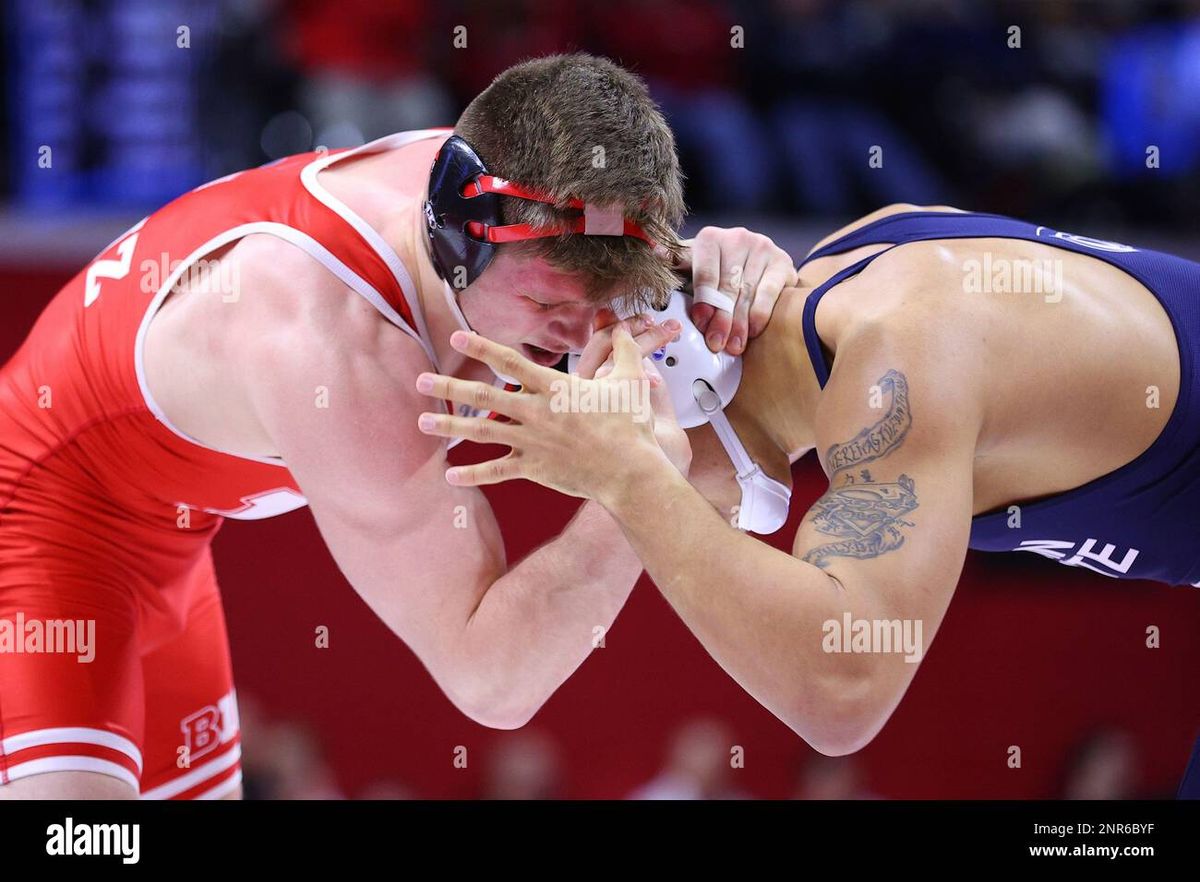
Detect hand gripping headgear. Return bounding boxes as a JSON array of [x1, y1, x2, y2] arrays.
[[570, 290, 791, 534]]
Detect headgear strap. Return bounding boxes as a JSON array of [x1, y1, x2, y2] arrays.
[[424, 135, 654, 288]]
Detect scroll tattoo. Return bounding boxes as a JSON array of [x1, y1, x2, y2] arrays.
[[802, 370, 919, 568]]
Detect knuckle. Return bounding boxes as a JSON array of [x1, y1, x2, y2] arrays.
[[500, 350, 522, 377]]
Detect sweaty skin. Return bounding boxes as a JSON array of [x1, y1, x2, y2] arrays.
[[415, 203, 1180, 754]]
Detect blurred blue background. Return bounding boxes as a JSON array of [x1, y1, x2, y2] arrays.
[[6, 0, 1200, 232]]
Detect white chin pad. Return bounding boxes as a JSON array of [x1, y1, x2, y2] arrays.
[[693, 285, 736, 313]]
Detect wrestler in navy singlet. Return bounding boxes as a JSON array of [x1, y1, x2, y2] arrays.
[[798, 211, 1200, 588]]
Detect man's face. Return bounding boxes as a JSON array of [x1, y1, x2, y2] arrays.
[[457, 249, 607, 367]]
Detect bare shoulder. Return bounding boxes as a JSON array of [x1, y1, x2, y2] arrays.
[[225, 235, 435, 432], [816, 235, 977, 344], [815, 243, 989, 432], [231, 233, 430, 368], [806, 204, 967, 259]]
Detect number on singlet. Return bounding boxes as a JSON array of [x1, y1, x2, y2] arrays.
[[84, 218, 147, 307], [1036, 226, 1137, 253]]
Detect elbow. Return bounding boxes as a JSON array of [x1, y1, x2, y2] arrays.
[[458, 700, 539, 732], [442, 673, 545, 731], [785, 670, 896, 757], [804, 725, 880, 758]]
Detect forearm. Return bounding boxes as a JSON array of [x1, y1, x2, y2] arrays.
[[599, 460, 886, 746], [456, 498, 642, 725]]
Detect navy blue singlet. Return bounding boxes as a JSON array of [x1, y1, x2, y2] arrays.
[[797, 211, 1200, 588]]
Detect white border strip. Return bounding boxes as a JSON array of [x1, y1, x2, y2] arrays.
[[194, 768, 243, 801], [3, 726, 143, 772], [134, 220, 429, 464], [5, 756, 140, 793], [300, 129, 447, 368], [140, 744, 242, 801]]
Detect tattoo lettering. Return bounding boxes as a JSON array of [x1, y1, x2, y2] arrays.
[[803, 370, 918, 568], [824, 370, 911, 475]]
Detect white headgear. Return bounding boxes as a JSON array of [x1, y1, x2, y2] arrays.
[[569, 290, 791, 534]]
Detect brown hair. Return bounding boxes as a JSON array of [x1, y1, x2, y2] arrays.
[[455, 53, 686, 312]]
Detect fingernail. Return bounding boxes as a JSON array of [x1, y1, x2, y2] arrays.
[[445, 468, 460, 485], [708, 332, 724, 350], [418, 413, 436, 431], [416, 374, 434, 393], [729, 336, 742, 352], [450, 331, 470, 349], [663, 319, 681, 332]]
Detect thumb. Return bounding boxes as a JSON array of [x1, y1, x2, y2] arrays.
[[610, 322, 645, 378], [644, 357, 679, 420]]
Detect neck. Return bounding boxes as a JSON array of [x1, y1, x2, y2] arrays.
[[722, 288, 823, 479]]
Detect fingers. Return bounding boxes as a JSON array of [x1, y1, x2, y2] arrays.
[[641, 355, 665, 391], [749, 259, 796, 338], [692, 227, 749, 352], [576, 314, 646, 378], [577, 316, 680, 379], [415, 371, 528, 421], [417, 411, 521, 446], [633, 318, 681, 357], [690, 300, 716, 334], [726, 248, 770, 355], [688, 231, 728, 343], [574, 324, 618, 380], [686, 227, 797, 351], [668, 237, 694, 275], [445, 455, 526, 487], [610, 323, 647, 378], [448, 331, 554, 391], [644, 357, 676, 416]]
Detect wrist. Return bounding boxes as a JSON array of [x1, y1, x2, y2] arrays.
[[597, 444, 690, 517]]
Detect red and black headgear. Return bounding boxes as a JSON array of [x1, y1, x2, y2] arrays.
[[423, 135, 653, 288]]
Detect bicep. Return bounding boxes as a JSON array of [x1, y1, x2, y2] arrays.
[[792, 330, 981, 642]]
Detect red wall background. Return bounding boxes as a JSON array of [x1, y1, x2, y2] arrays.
[[5, 266, 1200, 799]]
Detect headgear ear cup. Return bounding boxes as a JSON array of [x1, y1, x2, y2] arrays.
[[567, 290, 742, 428], [567, 289, 790, 534], [424, 136, 502, 286]]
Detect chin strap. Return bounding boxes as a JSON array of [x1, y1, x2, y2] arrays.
[[694, 381, 791, 535]]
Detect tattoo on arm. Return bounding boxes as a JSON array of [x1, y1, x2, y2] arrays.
[[824, 369, 911, 475], [802, 370, 919, 569]]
